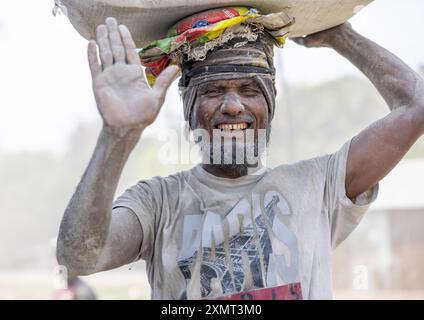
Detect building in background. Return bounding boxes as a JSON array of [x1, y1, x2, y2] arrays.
[[333, 159, 424, 299]]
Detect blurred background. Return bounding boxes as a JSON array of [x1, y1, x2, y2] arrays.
[[1, 0, 424, 299]]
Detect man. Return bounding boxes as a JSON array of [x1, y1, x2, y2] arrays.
[[57, 8, 424, 299]]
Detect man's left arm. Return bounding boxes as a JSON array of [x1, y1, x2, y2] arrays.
[[293, 23, 424, 199]]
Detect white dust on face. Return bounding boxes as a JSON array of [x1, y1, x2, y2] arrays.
[[192, 128, 268, 166]]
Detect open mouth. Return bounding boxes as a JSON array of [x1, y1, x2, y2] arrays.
[[215, 122, 251, 131]]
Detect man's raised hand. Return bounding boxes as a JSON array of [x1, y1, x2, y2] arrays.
[[88, 17, 180, 133], [291, 22, 352, 48]]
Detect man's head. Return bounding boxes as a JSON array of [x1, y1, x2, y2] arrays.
[[139, 7, 293, 172], [189, 76, 272, 169], [193, 77, 268, 132], [179, 36, 277, 169]]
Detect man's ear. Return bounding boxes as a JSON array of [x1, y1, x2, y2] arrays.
[[189, 118, 196, 131], [189, 107, 199, 131], [183, 121, 191, 141], [266, 121, 272, 145]]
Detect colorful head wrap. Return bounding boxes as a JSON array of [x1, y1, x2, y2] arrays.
[[139, 7, 293, 85], [138, 7, 294, 127]]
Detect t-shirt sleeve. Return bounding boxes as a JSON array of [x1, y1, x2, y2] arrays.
[[324, 139, 379, 249], [112, 179, 161, 262]]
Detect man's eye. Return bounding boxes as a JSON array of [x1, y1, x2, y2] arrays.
[[241, 89, 261, 96], [203, 90, 222, 97]]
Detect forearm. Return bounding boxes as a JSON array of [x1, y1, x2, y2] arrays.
[[329, 25, 424, 111], [57, 126, 142, 276]]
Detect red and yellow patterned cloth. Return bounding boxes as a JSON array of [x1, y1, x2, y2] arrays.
[[139, 7, 293, 85]]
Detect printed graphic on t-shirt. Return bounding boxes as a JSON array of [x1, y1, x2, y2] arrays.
[[210, 283, 302, 300], [177, 190, 302, 300]]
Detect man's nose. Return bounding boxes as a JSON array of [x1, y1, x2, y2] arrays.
[[220, 92, 245, 116]]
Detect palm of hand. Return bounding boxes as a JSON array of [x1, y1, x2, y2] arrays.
[[93, 64, 161, 129], [88, 18, 179, 131]]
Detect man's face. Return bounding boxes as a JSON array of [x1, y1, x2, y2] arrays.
[[191, 77, 270, 166]]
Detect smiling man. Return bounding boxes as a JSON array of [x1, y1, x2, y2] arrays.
[[57, 7, 424, 300], [192, 76, 270, 177]]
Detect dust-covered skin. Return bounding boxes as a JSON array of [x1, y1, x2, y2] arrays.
[[192, 78, 270, 178], [56, 17, 179, 276], [57, 19, 424, 276]]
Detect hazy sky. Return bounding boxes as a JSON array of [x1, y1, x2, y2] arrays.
[[0, 0, 423, 153]]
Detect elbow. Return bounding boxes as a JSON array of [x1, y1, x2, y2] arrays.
[[403, 104, 424, 137]]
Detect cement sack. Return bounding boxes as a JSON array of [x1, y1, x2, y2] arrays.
[[54, 0, 373, 48]]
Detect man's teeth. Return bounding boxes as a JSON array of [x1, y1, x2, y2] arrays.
[[217, 123, 249, 130]]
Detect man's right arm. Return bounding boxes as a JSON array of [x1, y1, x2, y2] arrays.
[[57, 127, 142, 276], [56, 17, 179, 277]]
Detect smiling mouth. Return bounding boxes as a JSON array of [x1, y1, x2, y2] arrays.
[[216, 123, 250, 131]]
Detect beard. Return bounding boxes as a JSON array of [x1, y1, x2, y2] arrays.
[[194, 126, 271, 170]]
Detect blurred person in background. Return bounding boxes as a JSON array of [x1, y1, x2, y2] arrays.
[[52, 277, 97, 300]]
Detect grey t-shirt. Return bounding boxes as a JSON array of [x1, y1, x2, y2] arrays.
[[113, 140, 378, 300]]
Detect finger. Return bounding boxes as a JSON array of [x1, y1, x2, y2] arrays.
[[106, 17, 126, 64], [291, 37, 306, 46], [119, 24, 141, 65], [153, 65, 181, 97], [96, 24, 113, 68], [87, 40, 101, 78]]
